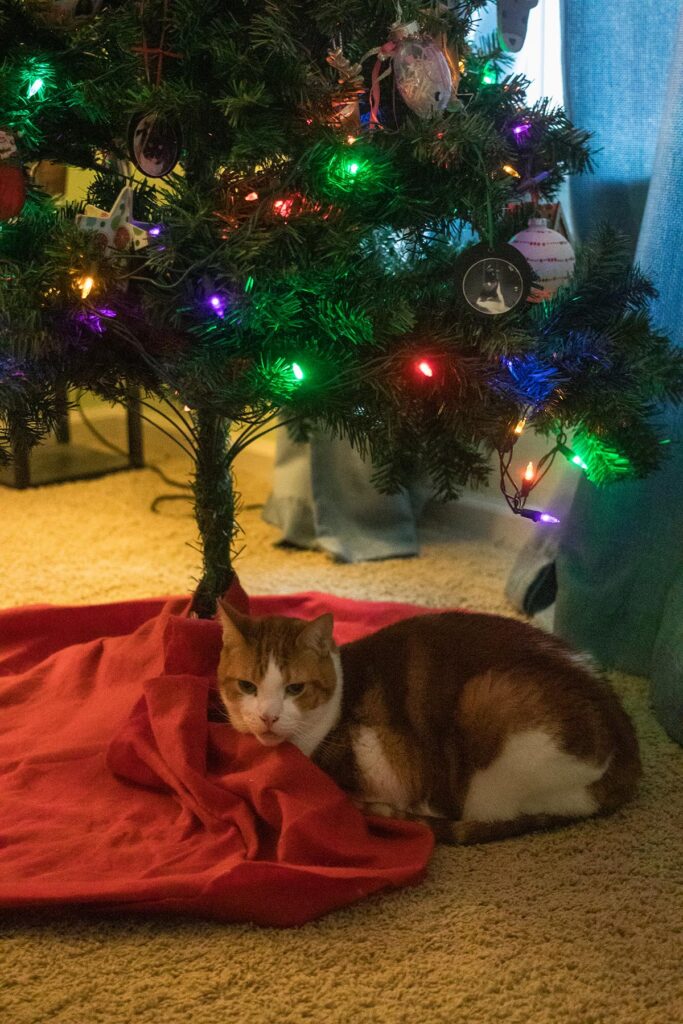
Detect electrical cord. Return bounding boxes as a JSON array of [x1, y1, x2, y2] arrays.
[[75, 397, 192, 511], [74, 397, 265, 514]]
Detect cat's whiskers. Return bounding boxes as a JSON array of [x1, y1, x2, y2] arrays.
[[309, 732, 346, 756], [288, 720, 317, 743], [211, 702, 230, 723]]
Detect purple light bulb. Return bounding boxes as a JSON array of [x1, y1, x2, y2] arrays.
[[148, 225, 162, 237], [208, 294, 227, 318], [75, 310, 103, 333], [518, 508, 561, 524], [512, 122, 531, 138]]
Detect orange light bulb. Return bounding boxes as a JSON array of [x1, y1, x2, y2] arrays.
[[78, 275, 94, 299], [524, 461, 535, 482]]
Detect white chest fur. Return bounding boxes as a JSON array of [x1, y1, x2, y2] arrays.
[[351, 725, 410, 809]]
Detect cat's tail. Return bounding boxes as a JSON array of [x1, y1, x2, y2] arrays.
[[415, 813, 588, 845]]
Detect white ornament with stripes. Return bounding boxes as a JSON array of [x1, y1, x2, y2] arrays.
[[509, 218, 575, 301]]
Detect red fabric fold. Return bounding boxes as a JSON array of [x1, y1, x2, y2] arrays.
[[0, 587, 434, 926]]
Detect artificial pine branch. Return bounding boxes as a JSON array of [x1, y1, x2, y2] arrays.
[[0, 0, 680, 610]]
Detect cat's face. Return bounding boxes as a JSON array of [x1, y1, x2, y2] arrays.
[[215, 602, 341, 756]]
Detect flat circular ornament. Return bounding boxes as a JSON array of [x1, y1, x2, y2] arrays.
[[454, 242, 532, 316], [44, 0, 103, 22], [128, 111, 181, 178], [0, 128, 26, 221]]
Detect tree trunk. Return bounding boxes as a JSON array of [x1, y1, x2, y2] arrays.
[[189, 409, 236, 618]]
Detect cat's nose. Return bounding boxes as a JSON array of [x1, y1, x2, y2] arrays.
[[259, 712, 280, 726]]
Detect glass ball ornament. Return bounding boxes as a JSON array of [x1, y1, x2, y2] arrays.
[[509, 218, 576, 300], [391, 24, 452, 119]]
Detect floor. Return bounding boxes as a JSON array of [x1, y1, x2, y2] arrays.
[[1, 405, 681, 1024]]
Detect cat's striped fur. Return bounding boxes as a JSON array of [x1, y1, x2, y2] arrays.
[[216, 602, 641, 844]]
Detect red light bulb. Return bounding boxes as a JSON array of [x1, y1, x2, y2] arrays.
[[273, 197, 295, 218], [417, 360, 434, 378]]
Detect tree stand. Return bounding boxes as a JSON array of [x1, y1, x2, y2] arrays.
[[0, 387, 144, 490]]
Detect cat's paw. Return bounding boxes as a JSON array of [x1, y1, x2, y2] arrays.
[[353, 798, 403, 819]]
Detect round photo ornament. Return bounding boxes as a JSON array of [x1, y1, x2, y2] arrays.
[[454, 242, 532, 317], [0, 128, 26, 221], [42, 0, 103, 23], [127, 111, 181, 178]]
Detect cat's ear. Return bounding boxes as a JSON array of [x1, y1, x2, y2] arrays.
[[298, 613, 335, 656], [216, 599, 250, 646]]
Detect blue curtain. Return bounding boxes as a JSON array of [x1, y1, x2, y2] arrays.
[[564, 1, 676, 250], [553, 0, 683, 743]]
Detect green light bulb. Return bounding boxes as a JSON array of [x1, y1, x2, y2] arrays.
[[348, 162, 359, 176], [28, 77, 45, 98], [292, 362, 304, 381], [481, 62, 496, 85], [571, 454, 588, 470]]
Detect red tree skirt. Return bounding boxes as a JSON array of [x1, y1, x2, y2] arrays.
[[0, 586, 436, 927]]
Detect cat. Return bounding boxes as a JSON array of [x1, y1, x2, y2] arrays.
[[215, 601, 641, 844]]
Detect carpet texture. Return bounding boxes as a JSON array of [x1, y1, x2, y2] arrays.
[[1, 417, 682, 1024]]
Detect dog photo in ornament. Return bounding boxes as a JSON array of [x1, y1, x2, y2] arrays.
[[456, 241, 532, 317], [43, 0, 103, 21], [128, 112, 181, 179], [465, 257, 524, 315], [0, 129, 18, 162], [0, 128, 26, 221], [476, 262, 511, 314]]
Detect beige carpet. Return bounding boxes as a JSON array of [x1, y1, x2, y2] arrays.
[[1, 413, 682, 1024]]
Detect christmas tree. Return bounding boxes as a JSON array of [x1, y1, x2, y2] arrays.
[[1, 0, 681, 617]]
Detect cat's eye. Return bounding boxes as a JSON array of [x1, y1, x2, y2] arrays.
[[285, 683, 305, 697], [237, 679, 257, 695]]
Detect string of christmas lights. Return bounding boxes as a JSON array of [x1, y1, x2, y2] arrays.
[[1, 1, 681, 616]]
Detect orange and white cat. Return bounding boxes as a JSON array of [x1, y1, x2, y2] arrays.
[[216, 602, 641, 844]]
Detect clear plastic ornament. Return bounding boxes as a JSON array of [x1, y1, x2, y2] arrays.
[[392, 29, 452, 118]]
